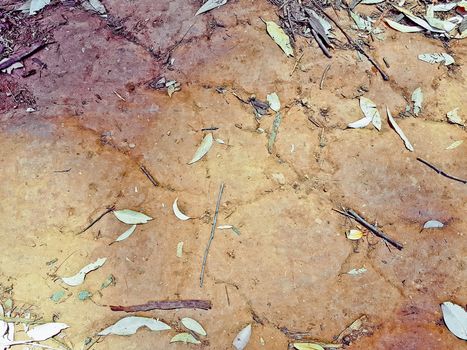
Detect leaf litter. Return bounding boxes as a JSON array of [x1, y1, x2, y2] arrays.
[[263, 19, 294, 57], [447, 108, 464, 126], [113, 209, 153, 225], [181, 317, 207, 336], [418, 53, 455, 66], [446, 140, 463, 150], [411, 88, 423, 116], [441, 301, 467, 340], [114, 225, 137, 243], [233, 324, 251, 350], [173, 198, 191, 221], [423, 220, 444, 229], [348, 97, 381, 130], [61, 258, 107, 286], [170, 332, 201, 344], [387, 107, 414, 152], [98, 317, 171, 336], [189, 133, 213, 164], [195, 0, 228, 16]]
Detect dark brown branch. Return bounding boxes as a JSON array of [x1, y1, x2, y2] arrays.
[[0, 42, 49, 71], [77, 205, 115, 235], [140, 165, 159, 187], [110, 299, 212, 312], [311, 28, 332, 58], [416, 157, 466, 184], [335, 208, 403, 250], [310, 0, 389, 81], [200, 183, 225, 287]]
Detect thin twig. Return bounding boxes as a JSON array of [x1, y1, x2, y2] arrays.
[[416, 157, 466, 184], [290, 52, 305, 76], [311, 0, 389, 81], [140, 165, 159, 187], [77, 205, 115, 235], [109, 299, 212, 312], [336, 209, 403, 250], [0, 42, 49, 70], [200, 183, 225, 287], [310, 27, 332, 58], [320, 64, 331, 90]]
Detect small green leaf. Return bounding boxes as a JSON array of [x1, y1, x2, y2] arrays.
[[50, 290, 65, 303], [101, 274, 116, 289], [78, 290, 92, 301]]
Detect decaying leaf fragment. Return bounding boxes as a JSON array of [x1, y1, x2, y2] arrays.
[[26, 323, 69, 341], [181, 317, 207, 336], [423, 220, 444, 229], [411, 88, 423, 116], [98, 317, 171, 336], [385, 19, 423, 33], [189, 133, 213, 164], [195, 0, 228, 16], [264, 20, 294, 57], [293, 343, 325, 350], [114, 225, 137, 242], [61, 258, 107, 286], [113, 209, 153, 225], [418, 53, 455, 66], [387, 107, 414, 151], [82, 0, 107, 15], [447, 108, 464, 126], [233, 324, 251, 350], [176, 241, 184, 258], [446, 140, 463, 150], [267, 92, 281, 112], [170, 332, 201, 344], [173, 198, 191, 221], [268, 112, 282, 153], [346, 229, 363, 240], [441, 301, 467, 340]]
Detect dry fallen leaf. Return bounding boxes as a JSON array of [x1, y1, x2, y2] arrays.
[[264, 20, 294, 57], [412, 88, 423, 116], [267, 92, 281, 112], [446, 140, 463, 150], [113, 209, 153, 225], [423, 220, 444, 229], [195, 0, 227, 16], [189, 133, 213, 164], [114, 225, 137, 242], [385, 19, 423, 32], [181, 317, 207, 336], [173, 198, 191, 221], [418, 53, 455, 66], [98, 317, 171, 336], [26, 323, 68, 341], [170, 332, 201, 344], [293, 343, 325, 350], [447, 108, 464, 126], [441, 301, 467, 340], [61, 258, 107, 286], [233, 324, 251, 350], [176, 241, 184, 258], [387, 107, 414, 151], [346, 229, 363, 240]]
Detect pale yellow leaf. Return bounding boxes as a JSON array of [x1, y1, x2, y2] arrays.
[[346, 229, 363, 240], [446, 140, 463, 150], [264, 20, 294, 57], [293, 343, 325, 350]]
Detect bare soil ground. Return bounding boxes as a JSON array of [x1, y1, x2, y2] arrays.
[[0, 0, 466, 349]]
